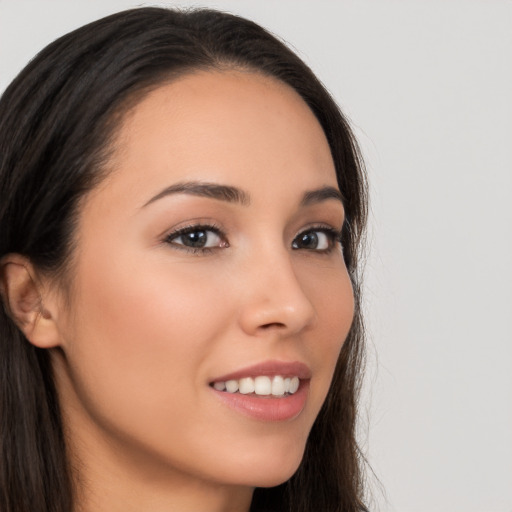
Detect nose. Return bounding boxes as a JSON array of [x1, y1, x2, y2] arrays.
[[237, 248, 317, 338]]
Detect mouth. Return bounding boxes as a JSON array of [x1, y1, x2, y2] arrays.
[[210, 375, 301, 397], [209, 361, 310, 421]]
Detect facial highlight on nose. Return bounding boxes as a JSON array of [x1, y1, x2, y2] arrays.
[[237, 258, 317, 337]]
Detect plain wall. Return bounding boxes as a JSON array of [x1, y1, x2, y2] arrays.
[[1, 1, 511, 511]]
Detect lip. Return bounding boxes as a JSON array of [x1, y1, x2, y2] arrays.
[[211, 381, 309, 422], [210, 360, 312, 383], [209, 360, 311, 422]]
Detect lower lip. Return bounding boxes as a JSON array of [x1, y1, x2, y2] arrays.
[[211, 380, 309, 422]]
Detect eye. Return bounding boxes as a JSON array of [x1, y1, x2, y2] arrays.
[[292, 227, 341, 252], [164, 224, 228, 252]]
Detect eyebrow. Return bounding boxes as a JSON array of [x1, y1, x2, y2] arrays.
[[143, 181, 343, 208], [300, 186, 343, 207], [143, 181, 250, 207]]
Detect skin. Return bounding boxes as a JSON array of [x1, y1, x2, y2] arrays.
[[2, 71, 354, 511]]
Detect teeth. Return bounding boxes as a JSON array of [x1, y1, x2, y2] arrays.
[[289, 376, 300, 394], [239, 377, 255, 394], [271, 376, 285, 396], [212, 375, 301, 397], [225, 380, 239, 393], [254, 376, 271, 395], [213, 381, 226, 391]]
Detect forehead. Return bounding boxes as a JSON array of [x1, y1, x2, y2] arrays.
[[95, 70, 337, 206]]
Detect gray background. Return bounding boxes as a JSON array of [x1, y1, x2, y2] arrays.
[[1, 1, 511, 511]]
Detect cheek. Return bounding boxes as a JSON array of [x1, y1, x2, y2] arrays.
[[62, 250, 232, 432], [299, 260, 354, 407], [84, 262, 220, 355], [57, 237, 353, 486]]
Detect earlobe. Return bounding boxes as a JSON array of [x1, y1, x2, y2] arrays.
[[0, 254, 60, 348]]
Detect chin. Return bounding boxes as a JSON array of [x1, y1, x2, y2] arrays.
[[250, 466, 301, 489], [224, 444, 306, 489]]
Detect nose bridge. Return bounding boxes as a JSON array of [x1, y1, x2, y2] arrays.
[[237, 239, 317, 337]]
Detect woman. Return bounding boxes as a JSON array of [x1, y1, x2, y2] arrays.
[[0, 7, 368, 512]]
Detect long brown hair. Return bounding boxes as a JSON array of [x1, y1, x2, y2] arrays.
[[0, 8, 368, 511]]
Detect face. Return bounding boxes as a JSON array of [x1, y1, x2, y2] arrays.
[[51, 71, 354, 493]]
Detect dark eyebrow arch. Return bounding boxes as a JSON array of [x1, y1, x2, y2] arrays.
[[300, 186, 344, 207], [143, 181, 250, 207]]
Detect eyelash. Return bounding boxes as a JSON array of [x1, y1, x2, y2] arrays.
[[163, 223, 343, 255], [292, 225, 343, 253], [163, 223, 225, 255]]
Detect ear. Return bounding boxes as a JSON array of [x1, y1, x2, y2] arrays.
[[0, 254, 61, 348]]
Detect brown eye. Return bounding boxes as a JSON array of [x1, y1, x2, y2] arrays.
[[165, 225, 227, 251], [176, 230, 210, 248], [292, 228, 340, 251]]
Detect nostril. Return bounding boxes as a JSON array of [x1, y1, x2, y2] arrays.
[[259, 322, 286, 330]]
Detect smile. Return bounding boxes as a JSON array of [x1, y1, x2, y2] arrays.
[[209, 361, 311, 421], [211, 375, 301, 397]]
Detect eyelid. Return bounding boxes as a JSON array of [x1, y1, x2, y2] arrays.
[[163, 222, 228, 254], [161, 220, 343, 255], [295, 223, 343, 239], [292, 224, 343, 252]]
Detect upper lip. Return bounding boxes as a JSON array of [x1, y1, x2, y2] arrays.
[[210, 360, 312, 383]]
